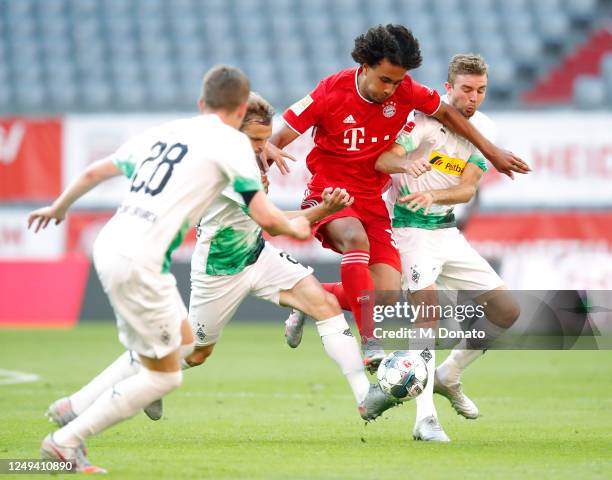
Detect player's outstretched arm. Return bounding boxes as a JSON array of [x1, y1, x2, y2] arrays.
[[247, 190, 311, 240], [284, 187, 354, 224], [431, 103, 530, 179], [27, 157, 122, 233], [375, 144, 431, 177], [263, 125, 300, 175], [398, 163, 483, 215]]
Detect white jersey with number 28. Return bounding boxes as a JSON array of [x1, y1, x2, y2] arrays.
[[96, 114, 262, 272]]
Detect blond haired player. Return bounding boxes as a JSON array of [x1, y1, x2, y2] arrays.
[[376, 54, 521, 442], [28, 65, 311, 473], [182, 92, 399, 420]]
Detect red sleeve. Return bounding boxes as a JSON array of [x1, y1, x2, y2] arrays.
[[282, 78, 328, 135], [411, 79, 441, 116]]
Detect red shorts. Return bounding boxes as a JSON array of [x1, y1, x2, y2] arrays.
[[301, 189, 401, 272]]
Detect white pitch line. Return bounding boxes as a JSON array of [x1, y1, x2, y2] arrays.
[[0, 369, 40, 386], [178, 391, 352, 400]]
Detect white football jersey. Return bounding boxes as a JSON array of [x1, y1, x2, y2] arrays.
[[387, 106, 496, 230], [193, 185, 264, 276], [96, 114, 261, 272]]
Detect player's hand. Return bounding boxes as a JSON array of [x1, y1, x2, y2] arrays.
[[27, 204, 66, 233], [262, 142, 296, 175], [398, 191, 434, 215], [288, 216, 311, 241], [261, 173, 270, 194], [322, 187, 354, 214], [487, 147, 531, 179], [407, 158, 432, 178]]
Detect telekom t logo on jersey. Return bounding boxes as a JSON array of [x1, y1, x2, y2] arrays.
[[343, 127, 391, 151]]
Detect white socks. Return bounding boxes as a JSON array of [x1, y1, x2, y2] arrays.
[[69, 351, 141, 415], [54, 369, 182, 448], [179, 342, 196, 370], [437, 344, 483, 386], [69, 341, 194, 414], [316, 314, 370, 404], [410, 339, 437, 423]]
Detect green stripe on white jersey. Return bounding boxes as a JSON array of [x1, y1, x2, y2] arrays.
[[195, 186, 265, 276]]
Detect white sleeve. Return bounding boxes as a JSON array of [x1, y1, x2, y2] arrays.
[[110, 128, 157, 179], [394, 113, 435, 153]]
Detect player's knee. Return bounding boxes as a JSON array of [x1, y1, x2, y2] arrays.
[[309, 291, 342, 319], [340, 229, 370, 252], [376, 289, 400, 306], [323, 291, 342, 315]]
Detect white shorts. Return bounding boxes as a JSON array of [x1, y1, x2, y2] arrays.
[[394, 227, 504, 293], [189, 242, 313, 346], [93, 246, 187, 359]]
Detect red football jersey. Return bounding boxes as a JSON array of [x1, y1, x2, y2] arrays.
[[283, 67, 441, 196]]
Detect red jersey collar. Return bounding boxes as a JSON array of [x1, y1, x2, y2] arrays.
[[354, 67, 374, 104]]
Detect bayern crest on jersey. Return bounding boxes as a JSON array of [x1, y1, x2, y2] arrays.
[[382, 101, 397, 118]]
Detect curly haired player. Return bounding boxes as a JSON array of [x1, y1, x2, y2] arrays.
[[271, 25, 529, 371]]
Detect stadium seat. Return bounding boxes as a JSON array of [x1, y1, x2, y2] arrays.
[[573, 75, 606, 109], [273, 37, 305, 62], [487, 58, 516, 95], [502, 12, 534, 36], [366, 5, 397, 27], [508, 34, 542, 70], [601, 54, 612, 83], [241, 41, 273, 66], [432, 0, 462, 13], [473, 31, 506, 59], [308, 35, 339, 61], [48, 81, 78, 110], [412, 60, 447, 91], [114, 82, 146, 110], [0, 83, 11, 110], [236, 14, 266, 38], [0, 0, 602, 112], [601, 54, 612, 105], [302, 14, 332, 38], [565, 0, 598, 23], [440, 33, 474, 61], [277, 59, 310, 87], [465, 0, 496, 12], [497, 0, 531, 16], [267, 0, 295, 13], [535, 12, 571, 49], [15, 82, 45, 110]]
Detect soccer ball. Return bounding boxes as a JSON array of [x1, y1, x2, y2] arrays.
[[376, 350, 429, 402]]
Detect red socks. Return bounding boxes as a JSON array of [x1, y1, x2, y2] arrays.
[[329, 250, 374, 340]]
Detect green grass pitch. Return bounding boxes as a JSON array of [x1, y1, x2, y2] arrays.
[[1, 322, 611, 479]]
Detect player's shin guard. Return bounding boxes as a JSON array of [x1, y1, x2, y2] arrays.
[[53, 369, 183, 448], [316, 314, 370, 404], [340, 251, 375, 341], [69, 350, 141, 415]]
